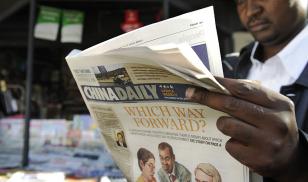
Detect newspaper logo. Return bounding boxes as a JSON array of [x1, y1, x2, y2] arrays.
[[81, 84, 193, 102], [82, 84, 159, 102]]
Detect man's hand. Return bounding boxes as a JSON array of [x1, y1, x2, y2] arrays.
[[186, 77, 304, 181]]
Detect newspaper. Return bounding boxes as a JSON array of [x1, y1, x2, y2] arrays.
[[66, 7, 249, 182]]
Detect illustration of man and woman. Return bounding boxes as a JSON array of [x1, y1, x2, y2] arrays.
[[116, 131, 127, 148], [136, 142, 221, 182]]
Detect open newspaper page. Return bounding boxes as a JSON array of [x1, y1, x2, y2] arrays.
[[76, 6, 222, 77], [66, 7, 249, 182]]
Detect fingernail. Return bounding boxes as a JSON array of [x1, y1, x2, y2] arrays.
[[185, 87, 195, 99]]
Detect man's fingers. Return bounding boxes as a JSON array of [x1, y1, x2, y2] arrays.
[[215, 77, 293, 110], [224, 138, 251, 166], [186, 87, 274, 127], [225, 138, 264, 171], [217, 116, 257, 145], [226, 138, 279, 175]]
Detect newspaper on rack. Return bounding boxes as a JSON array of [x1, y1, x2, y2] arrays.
[[66, 7, 249, 182]]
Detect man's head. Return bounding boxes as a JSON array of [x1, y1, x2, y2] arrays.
[[194, 163, 221, 182], [235, 0, 307, 46], [158, 142, 175, 173]]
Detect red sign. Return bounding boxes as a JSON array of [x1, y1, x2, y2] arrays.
[[121, 9, 143, 32]]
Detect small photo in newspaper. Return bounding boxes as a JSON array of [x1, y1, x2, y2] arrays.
[[92, 64, 132, 86], [115, 130, 128, 148]]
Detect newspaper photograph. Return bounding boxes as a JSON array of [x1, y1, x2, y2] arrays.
[[66, 7, 249, 182]]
